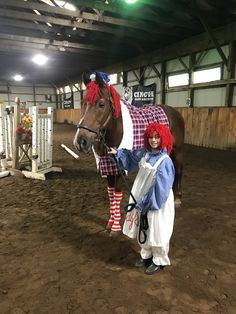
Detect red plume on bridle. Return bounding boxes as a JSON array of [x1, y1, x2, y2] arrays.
[[84, 81, 121, 119], [84, 81, 100, 106], [144, 123, 173, 155]]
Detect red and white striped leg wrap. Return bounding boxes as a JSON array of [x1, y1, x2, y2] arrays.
[[111, 191, 123, 232], [107, 187, 115, 226]]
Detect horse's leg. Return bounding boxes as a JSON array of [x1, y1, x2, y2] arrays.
[[110, 174, 123, 234], [106, 175, 116, 230], [171, 147, 183, 208]]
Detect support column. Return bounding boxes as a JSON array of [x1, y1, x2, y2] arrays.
[[188, 53, 195, 107], [160, 61, 166, 104], [225, 41, 236, 107]]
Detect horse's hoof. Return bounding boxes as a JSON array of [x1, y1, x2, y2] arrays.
[[174, 199, 182, 208], [109, 230, 121, 237]]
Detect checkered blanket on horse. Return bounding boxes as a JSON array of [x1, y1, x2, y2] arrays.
[[99, 101, 169, 176]]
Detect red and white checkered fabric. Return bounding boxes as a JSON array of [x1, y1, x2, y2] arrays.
[[99, 101, 169, 176], [125, 102, 169, 149], [99, 155, 120, 176]]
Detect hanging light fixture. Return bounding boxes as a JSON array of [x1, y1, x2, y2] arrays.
[[125, 0, 137, 3], [13, 74, 23, 81], [32, 54, 48, 65]]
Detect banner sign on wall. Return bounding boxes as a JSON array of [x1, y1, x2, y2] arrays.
[[63, 93, 74, 109], [122, 86, 133, 103], [131, 83, 156, 107]]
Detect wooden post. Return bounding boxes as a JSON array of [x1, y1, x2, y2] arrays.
[[225, 41, 236, 107], [139, 66, 145, 85], [188, 53, 195, 107], [123, 71, 127, 87], [160, 61, 166, 104]]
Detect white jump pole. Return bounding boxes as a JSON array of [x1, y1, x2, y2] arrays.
[[47, 107, 53, 168], [0, 170, 9, 178], [61, 144, 79, 159], [0, 105, 10, 178], [0, 104, 5, 157], [0, 104, 12, 175]]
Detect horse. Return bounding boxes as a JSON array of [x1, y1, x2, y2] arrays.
[[73, 72, 185, 235]]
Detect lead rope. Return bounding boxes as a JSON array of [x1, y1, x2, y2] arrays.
[[138, 212, 148, 244]]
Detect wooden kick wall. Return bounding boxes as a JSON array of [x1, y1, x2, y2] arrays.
[[176, 107, 236, 151], [54, 107, 236, 151], [54, 109, 81, 125]]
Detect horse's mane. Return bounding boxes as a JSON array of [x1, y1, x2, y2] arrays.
[[108, 84, 121, 119], [84, 79, 121, 119]]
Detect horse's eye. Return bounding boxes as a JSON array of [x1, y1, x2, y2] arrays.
[[97, 100, 105, 108]]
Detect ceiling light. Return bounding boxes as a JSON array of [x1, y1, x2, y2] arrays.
[[13, 74, 23, 81], [125, 0, 137, 3], [32, 54, 48, 65]]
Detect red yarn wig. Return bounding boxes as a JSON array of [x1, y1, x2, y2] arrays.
[[84, 81, 100, 106], [84, 81, 121, 119], [144, 123, 173, 155]]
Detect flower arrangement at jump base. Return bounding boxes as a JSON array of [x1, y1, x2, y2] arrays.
[[16, 114, 33, 141]]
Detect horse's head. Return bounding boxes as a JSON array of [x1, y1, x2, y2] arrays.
[[73, 72, 121, 153]]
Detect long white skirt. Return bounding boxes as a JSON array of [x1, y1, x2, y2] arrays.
[[140, 190, 175, 247]]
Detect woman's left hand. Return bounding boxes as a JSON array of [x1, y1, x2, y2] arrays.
[[107, 147, 117, 155]]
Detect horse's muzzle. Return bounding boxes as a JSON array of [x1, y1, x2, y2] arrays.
[[73, 130, 94, 153], [78, 136, 92, 153]]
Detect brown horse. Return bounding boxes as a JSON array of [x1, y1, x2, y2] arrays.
[[73, 72, 185, 234]]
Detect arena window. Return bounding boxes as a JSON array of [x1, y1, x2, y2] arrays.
[[64, 85, 71, 93], [168, 73, 189, 87], [109, 73, 118, 84], [72, 83, 79, 92], [192, 66, 221, 84], [81, 82, 86, 90]]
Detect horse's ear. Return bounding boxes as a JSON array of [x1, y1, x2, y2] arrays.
[[95, 72, 105, 88], [83, 71, 105, 87], [82, 72, 91, 86]]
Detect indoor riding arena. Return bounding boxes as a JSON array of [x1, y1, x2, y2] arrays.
[[0, 1, 236, 314], [0, 120, 235, 313]]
